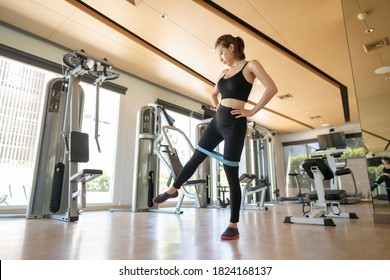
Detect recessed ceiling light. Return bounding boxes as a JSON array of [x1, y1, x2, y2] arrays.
[[374, 66, 390, 74], [160, 13, 168, 19]]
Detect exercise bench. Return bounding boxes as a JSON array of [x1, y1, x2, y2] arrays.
[[284, 158, 358, 226]]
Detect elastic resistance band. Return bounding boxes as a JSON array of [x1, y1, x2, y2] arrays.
[[196, 146, 239, 167]]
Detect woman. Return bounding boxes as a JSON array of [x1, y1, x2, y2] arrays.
[[153, 34, 278, 240]]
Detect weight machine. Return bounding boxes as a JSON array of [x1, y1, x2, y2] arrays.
[[243, 122, 276, 209], [27, 50, 119, 222], [132, 103, 206, 214], [311, 148, 360, 204], [239, 173, 268, 211], [283, 158, 358, 226]]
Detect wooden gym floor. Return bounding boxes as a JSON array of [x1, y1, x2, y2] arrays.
[[0, 202, 389, 260]]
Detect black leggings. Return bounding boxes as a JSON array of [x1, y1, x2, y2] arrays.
[[373, 175, 390, 201], [173, 105, 247, 223]]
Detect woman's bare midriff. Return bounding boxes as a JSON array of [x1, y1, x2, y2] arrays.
[[220, 98, 246, 109]]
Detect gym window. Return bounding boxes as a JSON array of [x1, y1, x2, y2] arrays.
[[0, 48, 121, 209], [0, 56, 58, 208]]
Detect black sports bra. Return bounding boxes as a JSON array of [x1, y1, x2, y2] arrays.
[[217, 62, 253, 102]]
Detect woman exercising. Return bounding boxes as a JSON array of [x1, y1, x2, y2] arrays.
[[153, 34, 278, 240]]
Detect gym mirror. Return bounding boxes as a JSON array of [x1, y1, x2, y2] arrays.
[[342, 0, 390, 223]]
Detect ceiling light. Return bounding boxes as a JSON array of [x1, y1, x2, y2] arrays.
[[160, 13, 168, 19], [374, 66, 390, 74], [365, 28, 374, 33], [358, 12, 368, 20]]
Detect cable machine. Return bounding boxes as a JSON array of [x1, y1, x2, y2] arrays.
[[132, 103, 206, 214], [195, 119, 220, 208], [244, 122, 277, 206], [27, 50, 119, 222]]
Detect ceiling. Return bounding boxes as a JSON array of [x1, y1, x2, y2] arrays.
[[0, 0, 388, 152]]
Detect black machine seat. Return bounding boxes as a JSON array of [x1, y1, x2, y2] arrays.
[[169, 152, 206, 186], [306, 189, 347, 201], [69, 131, 89, 163], [70, 169, 102, 183], [302, 158, 334, 180], [239, 173, 268, 191], [183, 179, 207, 186], [239, 173, 256, 184], [335, 168, 353, 176]]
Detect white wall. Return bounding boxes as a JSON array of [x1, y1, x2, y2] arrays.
[[1, 23, 205, 207]]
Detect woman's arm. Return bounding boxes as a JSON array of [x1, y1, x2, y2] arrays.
[[210, 84, 220, 108], [248, 60, 278, 116], [232, 60, 278, 118]]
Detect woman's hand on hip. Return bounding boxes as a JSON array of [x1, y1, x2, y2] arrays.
[[231, 108, 253, 118]]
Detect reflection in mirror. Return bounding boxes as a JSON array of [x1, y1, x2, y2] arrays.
[[341, 0, 390, 223], [280, 123, 369, 204], [367, 156, 390, 213]]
